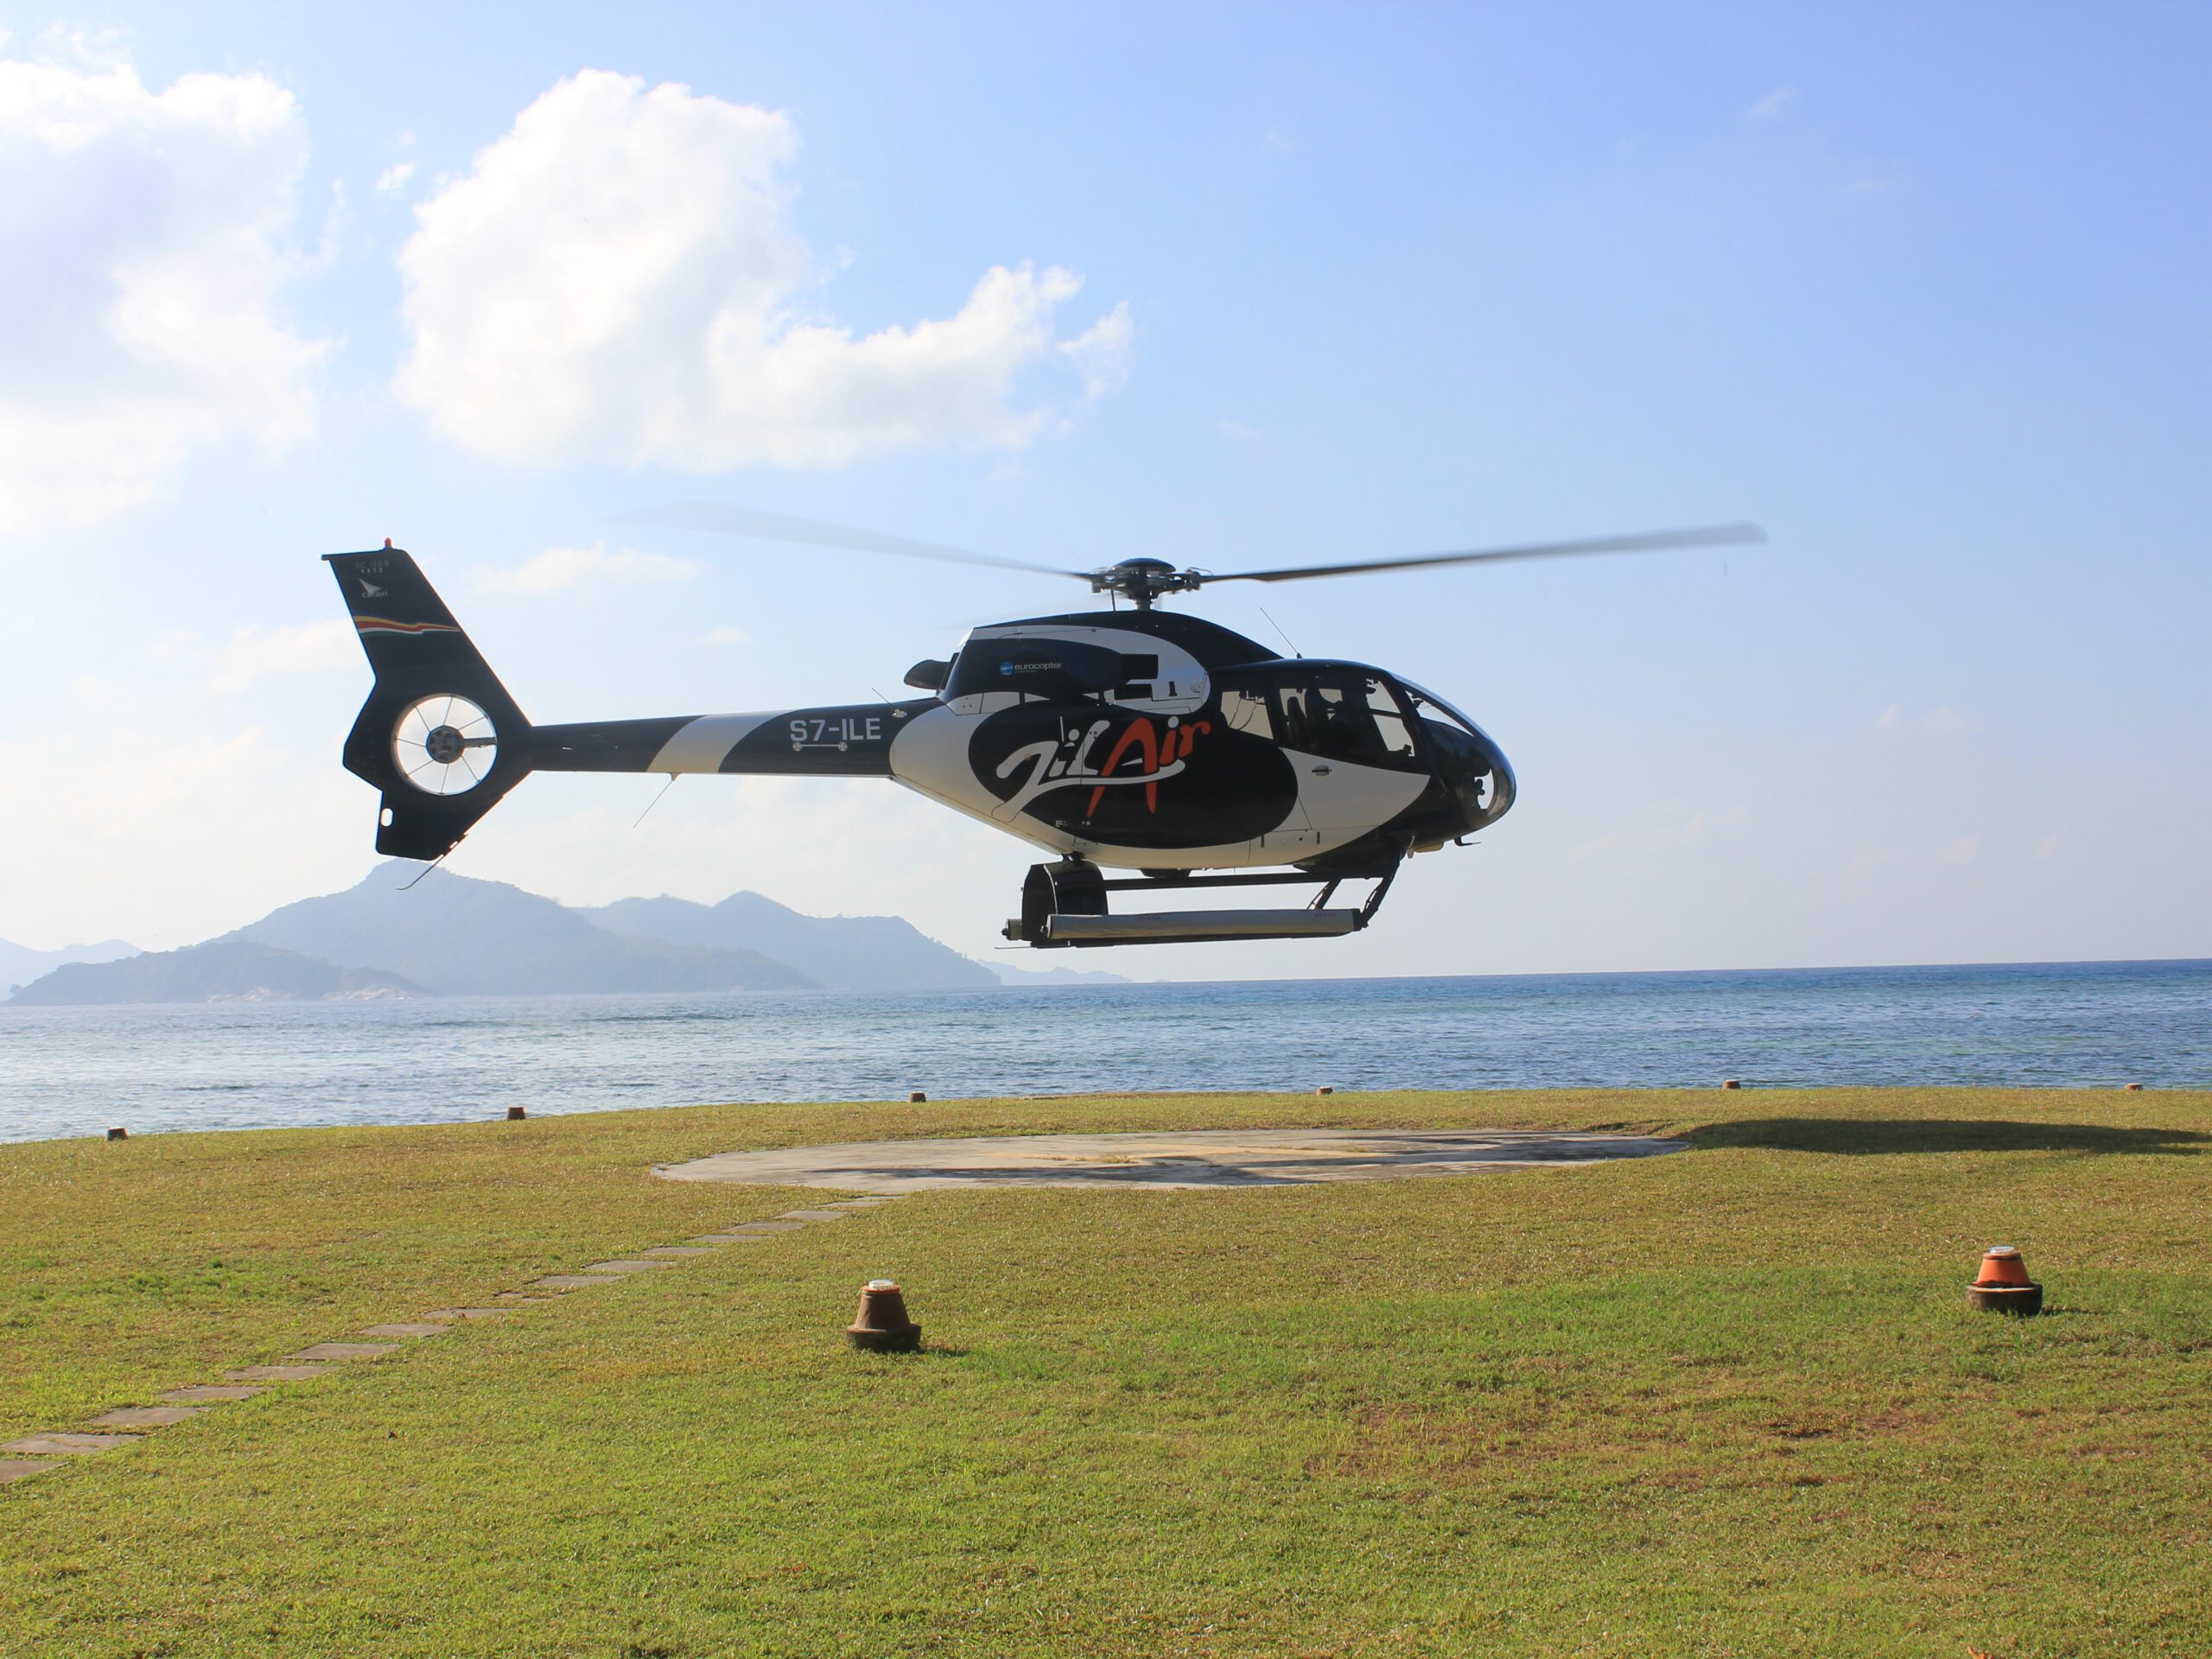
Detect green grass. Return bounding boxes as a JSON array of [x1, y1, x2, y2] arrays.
[[3, 1088, 2209, 1656]]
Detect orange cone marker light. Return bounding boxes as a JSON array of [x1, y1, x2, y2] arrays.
[[1967, 1245, 2043, 1317], [847, 1279, 922, 1352]]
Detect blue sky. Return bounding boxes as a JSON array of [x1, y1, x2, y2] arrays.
[[3, 3, 2206, 978]]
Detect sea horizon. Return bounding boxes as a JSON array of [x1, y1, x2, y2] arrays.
[[3, 956, 2206, 1147]]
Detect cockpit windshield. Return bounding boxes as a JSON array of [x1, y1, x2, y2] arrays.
[[1399, 679, 1481, 737]]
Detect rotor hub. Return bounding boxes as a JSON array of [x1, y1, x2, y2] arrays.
[[1088, 557, 1204, 609], [424, 724, 467, 765]]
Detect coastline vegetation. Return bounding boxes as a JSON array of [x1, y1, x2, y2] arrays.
[[3, 1087, 2209, 1656]]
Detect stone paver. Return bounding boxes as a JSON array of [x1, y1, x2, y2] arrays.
[[87, 1407, 203, 1428], [728, 1220, 805, 1234], [160, 1385, 264, 1402], [533, 1274, 624, 1289], [3, 1433, 141, 1456], [688, 1234, 771, 1244], [227, 1364, 336, 1382], [779, 1210, 851, 1221], [583, 1260, 669, 1273], [1, 1459, 59, 1484], [656, 1128, 1690, 1192], [643, 1247, 714, 1257], [287, 1343, 400, 1362], [360, 1323, 449, 1338]]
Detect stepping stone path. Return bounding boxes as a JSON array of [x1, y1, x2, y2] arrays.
[[89, 1407, 203, 1428], [2, 1192, 903, 1491], [4, 1433, 141, 1456]]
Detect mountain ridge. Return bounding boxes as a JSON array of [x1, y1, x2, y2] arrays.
[[584, 892, 995, 992], [1, 937, 139, 995], [228, 868, 810, 996], [8, 941, 422, 1005], [6, 868, 1125, 1004]]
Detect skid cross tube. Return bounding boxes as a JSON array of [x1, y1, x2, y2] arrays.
[[1094, 870, 1338, 893]]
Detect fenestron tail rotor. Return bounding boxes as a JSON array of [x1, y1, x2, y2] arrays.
[[391, 695, 499, 796]]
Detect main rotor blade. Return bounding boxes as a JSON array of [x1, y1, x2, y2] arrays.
[[617, 501, 1086, 580], [1205, 522, 1767, 585]]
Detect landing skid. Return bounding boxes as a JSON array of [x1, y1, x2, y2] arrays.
[[1005, 858, 1402, 948]]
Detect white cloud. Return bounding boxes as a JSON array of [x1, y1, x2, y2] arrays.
[[393, 70, 1128, 469], [0, 721, 365, 950], [1920, 705, 1968, 737], [1937, 833, 1985, 868], [700, 624, 750, 646], [469, 542, 702, 596], [1871, 703, 1970, 738], [207, 619, 359, 693], [0, 52, 326, 536], [1567, 804, 1746, 864], [375, 160, 415, 194], [1747, 84, 1800, 120]]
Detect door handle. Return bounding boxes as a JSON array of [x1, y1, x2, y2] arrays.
[[1310, 764, 1332, 775]]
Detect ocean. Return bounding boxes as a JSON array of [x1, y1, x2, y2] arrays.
[[1, 959, 2206, 1145]]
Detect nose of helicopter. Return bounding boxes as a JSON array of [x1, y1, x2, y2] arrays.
[[1429, 721, 1515, 833]]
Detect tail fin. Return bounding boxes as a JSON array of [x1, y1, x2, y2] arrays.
[[325, 545, 532, 861]]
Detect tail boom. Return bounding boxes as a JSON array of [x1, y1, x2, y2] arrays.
[[327, 544, 919, 863], [534, 702, 927, 776]]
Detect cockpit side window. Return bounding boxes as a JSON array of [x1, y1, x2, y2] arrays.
[[1216, 667, 1424, 769], [1219, 683, 1274, 739]]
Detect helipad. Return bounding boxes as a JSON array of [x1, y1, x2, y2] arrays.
[[653, 1128, 1686, 1192]]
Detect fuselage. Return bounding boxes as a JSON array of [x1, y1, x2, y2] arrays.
[[881, 609, 1513, 874]]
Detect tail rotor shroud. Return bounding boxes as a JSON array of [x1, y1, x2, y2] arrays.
[[325, 546, 534, 859]]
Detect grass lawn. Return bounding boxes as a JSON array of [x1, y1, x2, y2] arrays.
[[3, 1087, 2209, 1656]]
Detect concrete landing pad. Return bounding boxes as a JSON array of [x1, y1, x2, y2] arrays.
[[654, 1128, 1688, 1192]]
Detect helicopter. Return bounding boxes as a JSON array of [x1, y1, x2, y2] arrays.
[[324, 509, 1762, 948]]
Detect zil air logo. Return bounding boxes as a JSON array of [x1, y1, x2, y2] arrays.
[[993, 715, 1211, 822], [358, 577, 388, 599]]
